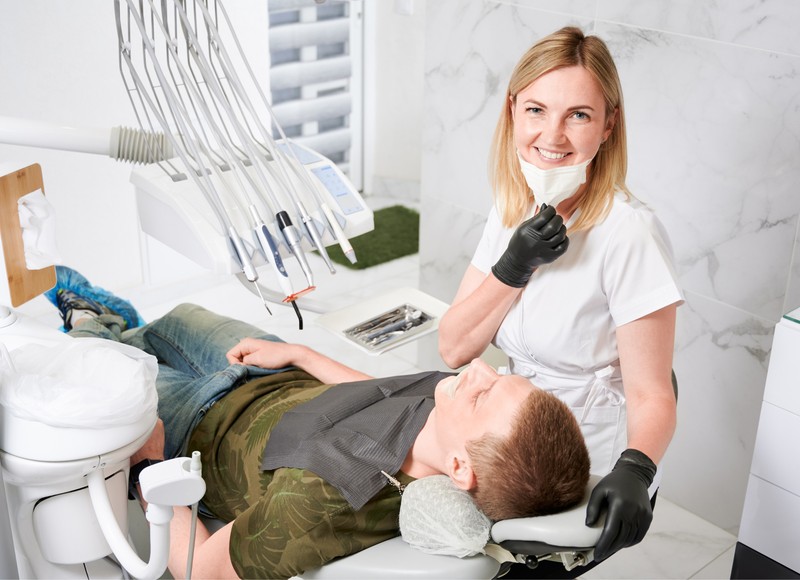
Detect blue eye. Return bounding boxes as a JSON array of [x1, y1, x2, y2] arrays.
[[572, 111, 590, 120], [526, 106, 543, 114]]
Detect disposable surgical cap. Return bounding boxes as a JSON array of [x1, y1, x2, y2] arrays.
[[399, 475, 492, 558]]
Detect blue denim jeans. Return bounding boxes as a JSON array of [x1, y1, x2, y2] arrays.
[[69, 303, 289, 458]]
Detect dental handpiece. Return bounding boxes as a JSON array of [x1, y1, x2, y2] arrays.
[[228, 226, 271, 315], [320, 203, 357, 264], [250, 206, 293, 299], [277, 210, 314, 288], [296, 198, 336, 274]]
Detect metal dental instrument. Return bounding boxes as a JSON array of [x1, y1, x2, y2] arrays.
[[251, 280, 272, 315], [115, 0, 269, 314], [346, 308, 406, 337], [200, 0, 352, 271], [156, 9, 297, 304], [343, 306, 433, 351], [114, 0, 350, 322], [363, 310, 423, 342], [185, 0, 321, 289], [164, 2, 301, 271], [277, 210, 314, 288]]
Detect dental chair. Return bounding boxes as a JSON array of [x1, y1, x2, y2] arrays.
[[189, 475, 603, 579], [298, 474, 604, 579], [0, 165, 605, 579]]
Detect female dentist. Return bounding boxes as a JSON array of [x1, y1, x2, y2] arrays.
[[438, 26, 683, 572]]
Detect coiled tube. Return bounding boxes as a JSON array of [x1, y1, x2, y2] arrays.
[[109, 126, 174, 164]]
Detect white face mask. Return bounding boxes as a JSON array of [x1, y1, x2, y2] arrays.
[[517, 152, 591, 208]]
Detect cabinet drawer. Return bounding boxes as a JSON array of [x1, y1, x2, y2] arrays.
[[763, 321, 800, 415], [739, 475, 800, 573], [751, 402, 800, 497]]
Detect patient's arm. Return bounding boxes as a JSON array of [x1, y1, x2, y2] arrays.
[[169, 512, 237, 579], [226, 338, 372, 384], [135, 479, 237, 578]]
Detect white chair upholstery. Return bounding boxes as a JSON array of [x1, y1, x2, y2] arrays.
[[299, 537, 501, 579], [297, 475, 603, 579]]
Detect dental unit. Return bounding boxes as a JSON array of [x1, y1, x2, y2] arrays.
[[112, 0, 368, 323], [0, 164, 606, 580], [1, 0, 373, 326], [1, 165, 205, 579]]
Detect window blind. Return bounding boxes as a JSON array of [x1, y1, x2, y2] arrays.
[[268, 0, 362, 189]]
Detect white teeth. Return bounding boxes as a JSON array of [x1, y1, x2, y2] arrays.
[[538, 148, 567, 160]]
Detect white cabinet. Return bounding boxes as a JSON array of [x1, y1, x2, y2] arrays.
[[735, 308, 800, 577]]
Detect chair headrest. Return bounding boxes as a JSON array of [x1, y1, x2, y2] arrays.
[[490, 473, 604, 548]]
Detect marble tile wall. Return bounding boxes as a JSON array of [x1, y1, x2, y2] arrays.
[[419, 0, 800, 533]]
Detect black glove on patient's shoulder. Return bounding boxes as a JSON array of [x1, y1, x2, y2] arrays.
[[491, 204, 569, 288], [585, 448, 657, 562]]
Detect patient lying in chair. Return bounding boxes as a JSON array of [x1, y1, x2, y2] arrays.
[[49, 267, 590, 579]]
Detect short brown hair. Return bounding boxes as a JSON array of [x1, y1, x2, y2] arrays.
[[491, 26, 630, 233], [466, 388, 589, 521]]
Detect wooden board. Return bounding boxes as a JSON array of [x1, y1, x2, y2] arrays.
[[0, 163, 56, 307]]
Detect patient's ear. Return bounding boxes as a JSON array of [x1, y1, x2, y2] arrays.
[[446, 453, 476, 491]]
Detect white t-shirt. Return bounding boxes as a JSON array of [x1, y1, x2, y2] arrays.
[[472, 193, 683, 475]]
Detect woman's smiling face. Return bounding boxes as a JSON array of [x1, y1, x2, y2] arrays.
[[512, 65, 614, 171]]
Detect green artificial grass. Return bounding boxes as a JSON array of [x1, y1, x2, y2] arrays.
[[325, 205, 419, 270]]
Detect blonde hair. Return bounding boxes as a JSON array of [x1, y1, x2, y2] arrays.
[[490, 26, 631, 232]]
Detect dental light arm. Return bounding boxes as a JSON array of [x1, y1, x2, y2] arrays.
[[0, 116, 173, 164]]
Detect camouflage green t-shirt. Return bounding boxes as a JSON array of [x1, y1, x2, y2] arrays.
[[187, 369, 413, 579]]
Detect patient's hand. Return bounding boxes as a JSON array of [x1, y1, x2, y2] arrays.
[[131, 418, 166, 464], [227, 337, 372, 384], [226, 338, 303, 369], [130, 418, 165, 510]]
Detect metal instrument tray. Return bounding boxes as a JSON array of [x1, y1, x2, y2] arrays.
[[343, 303, 434, 352]]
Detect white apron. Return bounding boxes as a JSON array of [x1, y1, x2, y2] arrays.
[[501, 361, 661, 495], [506, 360, 626, 476]]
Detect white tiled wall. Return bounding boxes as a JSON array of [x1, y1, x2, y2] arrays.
[[418, 0, 800, 533]]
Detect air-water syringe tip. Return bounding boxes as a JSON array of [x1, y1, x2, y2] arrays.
[[252, 281, 272, 315]]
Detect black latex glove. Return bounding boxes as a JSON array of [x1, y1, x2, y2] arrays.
[[491, 204, 569, 288], [585, 449, 657, 562]]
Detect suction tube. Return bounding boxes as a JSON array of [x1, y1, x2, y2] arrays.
[[186, 451, 202, 579], [87, 470, 171, 579]]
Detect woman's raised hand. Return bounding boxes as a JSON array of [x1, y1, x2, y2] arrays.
[[491, 204, 569, 288]]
